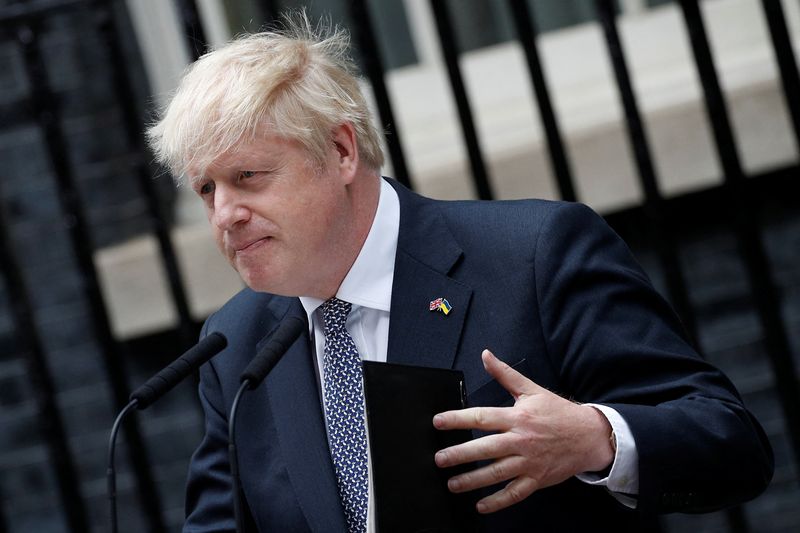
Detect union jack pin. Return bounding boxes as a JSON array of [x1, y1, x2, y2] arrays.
[[429, 297, 452, 315]]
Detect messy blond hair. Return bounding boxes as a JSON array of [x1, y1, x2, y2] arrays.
[[147, 13, 384, 182]]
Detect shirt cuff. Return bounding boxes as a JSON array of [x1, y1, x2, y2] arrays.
[[575, 404, 639, 508]]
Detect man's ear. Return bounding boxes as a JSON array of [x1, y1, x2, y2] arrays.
[[331, 122, 359, 184]]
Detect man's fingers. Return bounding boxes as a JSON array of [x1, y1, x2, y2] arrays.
[[433, 406, 516, 432], [476, 476, 540, 514], [446, 456, 527, 493], [432, 350, 595, 513], [434, 433, 513, 468], [481, 349, 542, 399]]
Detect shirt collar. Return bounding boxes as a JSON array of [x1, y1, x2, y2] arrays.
[[300, 178, 399, 315]]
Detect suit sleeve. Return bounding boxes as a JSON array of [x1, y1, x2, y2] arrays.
[[533, 202, 773, 513]]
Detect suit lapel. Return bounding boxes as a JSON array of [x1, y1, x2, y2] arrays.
[[258, 300, 347, 532], [387, 180, 473, 369]]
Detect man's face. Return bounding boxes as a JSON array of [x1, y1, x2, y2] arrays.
[[190, 133, 356, 298]]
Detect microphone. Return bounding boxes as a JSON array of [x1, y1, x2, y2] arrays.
[[108, 332, 228, 533], [240, 316, 305, 387], [130, 331, 228, 408], [229, 317, 305, 533]]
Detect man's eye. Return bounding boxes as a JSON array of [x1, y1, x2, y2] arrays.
[[240, 171, 256, 179], [199, 182, 214, 195]]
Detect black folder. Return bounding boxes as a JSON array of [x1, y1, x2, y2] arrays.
[[362, 361, 478, 533]]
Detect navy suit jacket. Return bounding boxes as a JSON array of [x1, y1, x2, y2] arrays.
[[184, 179, 772, 532]]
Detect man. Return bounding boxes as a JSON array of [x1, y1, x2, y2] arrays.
[[147, 15, 773, 533]]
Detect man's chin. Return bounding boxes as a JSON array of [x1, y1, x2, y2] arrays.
[[236, 264, 318, 297], [236, 267, 274, 293], [241, 277, 274, 294], [239, 272, 297, 297]]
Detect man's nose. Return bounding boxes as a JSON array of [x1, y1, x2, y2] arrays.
[[211, 186, 249, 230]]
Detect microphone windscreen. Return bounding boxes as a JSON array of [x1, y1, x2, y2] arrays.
[[240, 316, 305, 387], [131, 332, 227, 409]]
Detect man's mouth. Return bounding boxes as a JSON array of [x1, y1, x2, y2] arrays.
[[234, 237, 271, 254]]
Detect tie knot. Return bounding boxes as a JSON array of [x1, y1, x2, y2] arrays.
[[321, 297, 352, 334]]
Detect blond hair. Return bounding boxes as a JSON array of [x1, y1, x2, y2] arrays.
[[147, 13, 384, 181]]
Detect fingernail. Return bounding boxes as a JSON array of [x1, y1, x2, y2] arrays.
[[433, 414, 444, 428], [448, 478, 461, 492], [435, 450, 447, 466], [476, 501, 488, 514]]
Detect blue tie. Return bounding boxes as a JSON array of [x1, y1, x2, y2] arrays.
[[321, 298, 368, 533]]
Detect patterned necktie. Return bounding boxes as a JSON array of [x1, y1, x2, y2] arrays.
[[321, 298, 368, 533]]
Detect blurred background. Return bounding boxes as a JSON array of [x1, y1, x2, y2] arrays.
[[0, 0, 798, 531]]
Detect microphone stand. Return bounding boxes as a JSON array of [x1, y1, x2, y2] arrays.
[[107, 399, 138, 533], [229, 380, 252, 533], [227, 316, 305, 533], [106, 332, 226, 533]]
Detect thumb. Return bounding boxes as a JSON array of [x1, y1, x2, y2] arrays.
[[482, 349, 542, 399]]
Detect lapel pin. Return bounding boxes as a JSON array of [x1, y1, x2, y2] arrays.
[[429, 297, 452, 315]]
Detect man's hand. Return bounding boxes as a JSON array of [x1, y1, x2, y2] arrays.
[[433, 349, 615, 514]]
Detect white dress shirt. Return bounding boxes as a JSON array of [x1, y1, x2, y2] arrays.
[[300, 179, 639, 529]]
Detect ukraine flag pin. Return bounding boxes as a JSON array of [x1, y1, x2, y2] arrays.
[[429, 297, 452, 315]]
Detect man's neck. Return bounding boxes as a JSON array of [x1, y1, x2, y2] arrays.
[[316, 170, 382, 300]]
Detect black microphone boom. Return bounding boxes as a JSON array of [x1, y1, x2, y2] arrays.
[[109, 331, 227, 533], [240, 316, 305, 387], [229, 316, 305, 533], [130, 332, 228, 409]]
